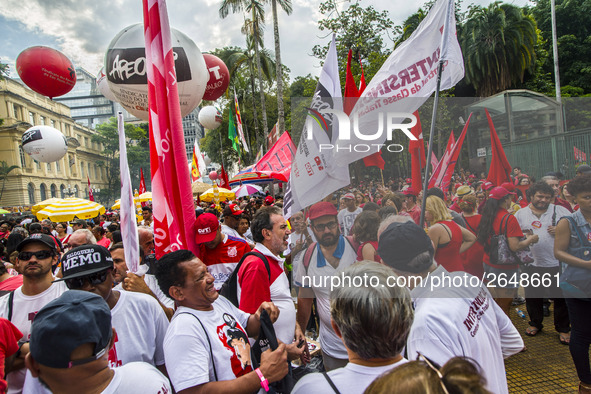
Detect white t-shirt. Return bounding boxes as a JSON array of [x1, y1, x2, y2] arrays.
[[407, 266, 524, 394], [515, 204, 569, 267], [0, 281, 68, 394], [101, 362, 171, 394], [108, 290, 169, 368], [337, 208, 361, 236], [293, 358, 407, 394], [294, 237, 357, 359], [164, 297, 252, 392], [221, 224, 245, 240], [114, 273, 175, 309]]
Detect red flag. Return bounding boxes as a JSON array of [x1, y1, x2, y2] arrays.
[[363, 153, 385, 170], [574, 146, 587, 162], [429, 131, 455, 188], [87, 176, 94, 202], [143, 0, 198, 259], [436, 114, 472, 191], [409, 111, 425, 191], [485, 109, 512, 186], [267, 123, 280, 147], [139, 168, 147, 194], [431, 151, 439, 170], [344, 49, 359, 116], [358, 57, 367, 94], [219, 165, 230, 189], [253, 132, 296, 182]]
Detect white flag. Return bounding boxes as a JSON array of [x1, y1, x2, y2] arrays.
[[117, 112, 140, 274], [334, 0, 464, 166], [283, 35, 350, 218]]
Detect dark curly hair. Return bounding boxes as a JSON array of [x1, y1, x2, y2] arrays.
[[155, 250, 194, 300], [525, 181, 554, 200], [251, 206, 282, 243], [567, 174, 591, 197]]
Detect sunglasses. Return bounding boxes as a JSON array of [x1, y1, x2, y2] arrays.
[[18, 250, 54, 261], [417, 353, 450, 394], [65, 269, 111, 289], [312, 221, 338, 232]]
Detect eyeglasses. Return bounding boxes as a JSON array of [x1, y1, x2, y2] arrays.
[[312, 221, 338, 232], [417, 353, 449, 394], [18, 250, 54, 261], [65, 269, 111, 289]]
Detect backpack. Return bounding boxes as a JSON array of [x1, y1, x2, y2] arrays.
[[301, 235, 357, 276], [219, 251, 271, 307]]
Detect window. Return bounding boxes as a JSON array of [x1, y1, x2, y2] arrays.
[[13, 104, 21, 120], [46, 163, 51, 171], [51, 184, 57, 198], [36, 161, 41, 170], [19, 146, 26, 167], [56, 160, 60, 172], [50, 119, 55, 128], [88, 163, 91, 179], [39, 116, 45, 125], [28, 183, 35, 204], [29, 112, 34, 124], [40, 184, 47, 201], [60, 184, 66, 198], [94, 164, 97, 178], [80, 163, 84, 177]]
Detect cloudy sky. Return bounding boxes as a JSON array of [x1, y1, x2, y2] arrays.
[[0, 0, 531, 83]]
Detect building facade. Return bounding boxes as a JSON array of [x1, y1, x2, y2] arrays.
[[0, 77, 110, 208]]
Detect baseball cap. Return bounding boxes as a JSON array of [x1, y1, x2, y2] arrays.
[[576, 164, 591, 174], [16, 233, 58, 252], [403, 188, 418, 197], [500, 182, 516, 192], [73, 219, 86, 226], [405, 178, 412, 184], [195, 213, 220, 243], [488, 186, 515, 200], [30, 290, 112, 369], [455, 185, 473, 198], [265, 196, 275, 205], [56, 245, 114, 281], [378, 221, 434, 273], [481, 181, 494, 191], [308, 201, 338, 221], [342, 193, 355, 200], [223, 203, 243, 217]]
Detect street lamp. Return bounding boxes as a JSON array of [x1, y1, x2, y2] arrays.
[[63, 184, 77, 197]]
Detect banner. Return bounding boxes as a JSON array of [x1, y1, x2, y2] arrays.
[[335, 0, 464, 167], [429, 131, 455, 188], [485, 108, 512, 186], [219, 165, 230, 189], [234, 89, 250, 152], [253, 132, 296, 182], [432, 113, 472, 191], [191, 138, 207, 182], [267, 123, 280, 148], [139, 168, 147, 194], [283, 35, 350, 219], [228, 109, 240, 152], [117, 113, 140, 273], [87, 176, 94, 202], [143, 0, 198, 258], [574, 146, 587, 163], [409, 111, 425, 191]]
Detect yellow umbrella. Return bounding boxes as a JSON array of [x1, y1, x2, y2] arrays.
[[200, 187, 235, 202], [111, 200, 121, 210], [32, 198, 63, 215], [192, 181, 211, 195], [138, 192, 152, 202], [36, 198, 106, 222]]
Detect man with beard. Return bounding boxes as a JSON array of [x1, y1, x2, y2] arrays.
[[294, 202, 358, 370], [0, 234, 67, 393], [515, 181, 571, 342]]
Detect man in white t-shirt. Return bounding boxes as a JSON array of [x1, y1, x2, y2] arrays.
[[378, 220, 525, 394], [295, 202, 357, 371], [155, 249, 289, 393], [140, 206, 154, 229], [0, 233, 67, 394], [337, 193, 361, 236], [221, 203, 247, 241], [25, 290, 171, 394], [293, 261, 412, 393], [110, 242, 174, 320], [514, 181, 570, 340], [56, 245, 169, 374]]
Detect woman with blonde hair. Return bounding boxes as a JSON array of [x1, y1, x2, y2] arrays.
[[425, 196, 476, 273]]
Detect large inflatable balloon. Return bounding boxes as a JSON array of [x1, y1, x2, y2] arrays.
[[209, 171, 218, 181], [105, 24, 208, 121], [22, 126, 68, 163], [96, 67, 118, 102], [202, 54, 230, 101], [16, 46, 76, 99], [198, 106, 223, 130]]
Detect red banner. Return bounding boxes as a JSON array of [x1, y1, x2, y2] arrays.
[[574, 146, 587, 162], [253, 132, 295, 182], [87, 176, 94, 202]]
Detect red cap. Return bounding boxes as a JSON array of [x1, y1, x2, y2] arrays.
[[342, 193, 355, 200], [265, 196, 275, 205], [500, 182, 515, 192], [228, 203, 243, 215], [403, 188, 418, 196], [488, 187, 515, 200], [194, 213, 219, 243], [308, 202, 338, 220], [405, 178, 412, 184], [482, 181, 494, 191]]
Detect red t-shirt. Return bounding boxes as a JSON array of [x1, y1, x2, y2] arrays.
[[0, 276, 23, 293], [433, 220, 464, 272], [0, 318, 22, 392], [460, 214, 485, 278], [554, 197, 574, 213], [238, 252, 285, 314], [483, 208, 524, 269], [407, 205, 421, 225], [200, 235, 251, 290]]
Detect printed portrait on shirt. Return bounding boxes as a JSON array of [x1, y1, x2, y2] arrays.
[[217, 313, 252, 376]]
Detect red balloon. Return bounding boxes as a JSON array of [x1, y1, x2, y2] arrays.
[[209, 171, 218, 181], [202, 54, 229, 101], [16, 46, 76, 99]]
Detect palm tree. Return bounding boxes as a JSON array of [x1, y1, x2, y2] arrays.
[[220, 0, 270, 141], [461, 2, 537, 97], [0, 161, 19, 203], [269, 0, 292, 147]]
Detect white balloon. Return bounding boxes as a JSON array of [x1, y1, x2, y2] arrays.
[[204, 156, 212, 165], [198, 106, 223, 130], [22, 126, 68, 163], [97, 66, 118, 102], [105, 24, 209, 121]]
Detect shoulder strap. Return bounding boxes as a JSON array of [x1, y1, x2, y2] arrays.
[[499, 213, 511, 236], [237, 251, 271, 281], [564, 216, 590, 247], [7, 290, 14, 322], [438, 222, 452, 239], [178, 312, 218, 381], [462, 214, 477, 233], [552, 204, 557, 227], [303, 242, 318, 275], [322, 372, 341, 394]]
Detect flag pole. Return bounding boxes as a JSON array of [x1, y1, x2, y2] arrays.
[[219, 130, 225, 170], [419, 0, 454, 228], [380, 169, 385, 187]]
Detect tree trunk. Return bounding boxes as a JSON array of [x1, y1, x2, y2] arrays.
[[272, 0, 285, 141], [252, 12, 269, 146], [248, 60, 262, 156]]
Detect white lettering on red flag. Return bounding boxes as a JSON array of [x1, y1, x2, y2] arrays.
[[253, 132, 295, 182]]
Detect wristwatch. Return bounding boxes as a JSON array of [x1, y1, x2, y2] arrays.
[[255, 368, 269, 392]]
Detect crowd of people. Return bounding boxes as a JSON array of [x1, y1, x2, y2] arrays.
[[0, 164, 591, 393]]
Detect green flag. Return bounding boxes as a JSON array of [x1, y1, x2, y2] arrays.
[[228, 109, 240, 152]]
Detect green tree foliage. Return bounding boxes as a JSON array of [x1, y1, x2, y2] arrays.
[[91, 118, 150, 203], [0, 161, 19, 203], [0, 61, 8, 81]]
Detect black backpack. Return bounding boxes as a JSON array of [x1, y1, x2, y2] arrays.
[[219, 251, 271, 307]]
